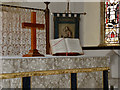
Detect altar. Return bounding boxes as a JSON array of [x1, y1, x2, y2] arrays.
[[0, 56, 109, 89], [0, 2, 111, 89]]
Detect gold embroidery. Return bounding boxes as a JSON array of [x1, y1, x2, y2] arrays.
[[0, 67, 109, 79]]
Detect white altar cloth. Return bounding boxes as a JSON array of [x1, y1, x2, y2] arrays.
[[0, 56, 110, 88]]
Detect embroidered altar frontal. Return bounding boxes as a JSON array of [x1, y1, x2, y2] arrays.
[[0, 56, 109, 88], [0, 5, 46, 56]]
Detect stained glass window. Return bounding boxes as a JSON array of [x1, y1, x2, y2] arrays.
[[105, 0, 119, 44]]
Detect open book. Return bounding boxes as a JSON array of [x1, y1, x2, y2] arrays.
[[50, 38, 84, 56]]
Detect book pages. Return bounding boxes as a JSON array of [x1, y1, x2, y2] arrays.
[[50, 38, 67, 54], [65, 38, 83, 54]]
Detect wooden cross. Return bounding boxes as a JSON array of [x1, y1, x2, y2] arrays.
[[22, 12, 44, 57]]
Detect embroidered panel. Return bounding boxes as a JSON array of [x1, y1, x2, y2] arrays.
[[1, 78, 21, 89], [0, 6, 46, 56]]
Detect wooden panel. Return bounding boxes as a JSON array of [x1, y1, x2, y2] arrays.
[[22, 23, 44, 30]]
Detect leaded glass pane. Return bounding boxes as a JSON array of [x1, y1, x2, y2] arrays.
[[105, 0, 119, 44]]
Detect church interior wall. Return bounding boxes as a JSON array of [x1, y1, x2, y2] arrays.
[[0, 2, 119, 88], [2, 2, 100, 47], [1, 2, 119, 58], [81, 2, 100, 46], [49, 2, 101, 47]]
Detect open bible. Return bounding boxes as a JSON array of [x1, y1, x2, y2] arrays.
[[50, 38, 84, 56]]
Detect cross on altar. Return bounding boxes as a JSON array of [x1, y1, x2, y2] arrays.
[[22, 12, 44, 57]]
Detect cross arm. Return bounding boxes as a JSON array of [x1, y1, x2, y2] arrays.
[[22, 23, 44, 30]]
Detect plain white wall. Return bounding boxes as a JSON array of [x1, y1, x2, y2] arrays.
[[82, 2, 100, 46]]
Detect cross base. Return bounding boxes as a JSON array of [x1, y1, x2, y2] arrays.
[[23, 49, 44, 57]]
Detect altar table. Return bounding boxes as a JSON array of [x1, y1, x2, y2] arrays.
[[0, 56, 110, 89]]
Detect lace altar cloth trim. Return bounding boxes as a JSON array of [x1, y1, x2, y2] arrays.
[[1, 57, 109, 73], [0, 6, 46, 56]]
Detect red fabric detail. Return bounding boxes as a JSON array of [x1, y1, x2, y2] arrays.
[[53, 53, 81, 56], [66, 53, 68, 56]]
